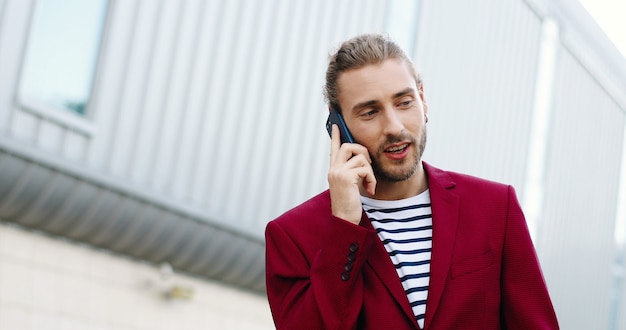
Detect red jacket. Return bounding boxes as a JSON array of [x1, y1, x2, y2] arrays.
[[265, 162, 559, 329]]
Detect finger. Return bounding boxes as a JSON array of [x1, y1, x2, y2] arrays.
[[344, 154, 371, 169], [363, 170, 377, 195], [351, 166, 377, 196], [348, 143, 372, 164], [335, 143, 372, 165], [330, 124, 341, 162]]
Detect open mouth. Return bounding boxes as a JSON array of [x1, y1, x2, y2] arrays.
[[384, 143, 409, 153]]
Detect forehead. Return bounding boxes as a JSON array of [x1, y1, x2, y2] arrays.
[[337, 58, 417, 109]]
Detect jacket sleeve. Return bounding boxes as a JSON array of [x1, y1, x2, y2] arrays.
[[265, 214, 378, 330], [501, 186, 559, 329]]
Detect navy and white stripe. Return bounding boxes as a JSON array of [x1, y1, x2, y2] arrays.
[[361, 190, 432, 329]]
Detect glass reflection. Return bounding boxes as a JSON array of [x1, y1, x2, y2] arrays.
[[19, 0, 108, 115]]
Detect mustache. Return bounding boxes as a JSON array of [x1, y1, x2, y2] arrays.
[[377, 132, 416, 152]]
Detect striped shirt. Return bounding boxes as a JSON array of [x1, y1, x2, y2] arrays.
[[361, 190, 432, 329]]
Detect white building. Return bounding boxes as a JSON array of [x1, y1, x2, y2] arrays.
[[0, 0, 624, 329]]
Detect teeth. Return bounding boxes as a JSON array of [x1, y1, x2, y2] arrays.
[[385, 144, 407, 152]]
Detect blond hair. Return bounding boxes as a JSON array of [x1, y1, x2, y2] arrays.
[[324, 34, 422, 112]]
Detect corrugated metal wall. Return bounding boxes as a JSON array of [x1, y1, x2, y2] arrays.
[[416, 0, 542, 191], [0, 0, 394, 293], [413, 0, 626, 328], [1, 0, 391, 237], [538, 45, 625, 329]]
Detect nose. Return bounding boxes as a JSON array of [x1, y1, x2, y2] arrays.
[[382, 107, 404, 136]]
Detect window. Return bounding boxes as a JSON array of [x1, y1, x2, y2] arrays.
[[19, 0, 108, 117]]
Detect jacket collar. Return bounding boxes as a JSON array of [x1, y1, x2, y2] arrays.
[[360, 161, 460, 329], [422, 162, 460, 329]]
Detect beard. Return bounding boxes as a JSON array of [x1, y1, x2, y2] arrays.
[[370, 127, 427, 182]]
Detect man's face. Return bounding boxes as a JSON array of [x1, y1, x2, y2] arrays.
[[337, 58, 428, 182]]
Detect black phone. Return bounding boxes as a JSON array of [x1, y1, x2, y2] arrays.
[[326, 108, 355, 144]]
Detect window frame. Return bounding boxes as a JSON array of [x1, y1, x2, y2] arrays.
[[16, 0, 110, 136]]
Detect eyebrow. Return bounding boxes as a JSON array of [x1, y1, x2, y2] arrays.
[[351, 87, 416, 113], [393, 87, 416, 99]]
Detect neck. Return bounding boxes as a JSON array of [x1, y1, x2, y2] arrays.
[[360, 162, 428, 200]]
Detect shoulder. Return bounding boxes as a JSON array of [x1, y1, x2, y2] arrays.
[[424, 162, 513, 198], [267, 190, 332, 230], [449, 170, 508, 191]]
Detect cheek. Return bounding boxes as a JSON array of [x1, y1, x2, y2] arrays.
[[400, 111, 423, 130], [352, 127, 382, 150]]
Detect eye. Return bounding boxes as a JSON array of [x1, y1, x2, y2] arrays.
[[397, 98, 414, 109], [360, 109, 378, 118]]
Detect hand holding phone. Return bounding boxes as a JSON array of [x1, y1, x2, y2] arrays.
[[326, 108, 376, 224]]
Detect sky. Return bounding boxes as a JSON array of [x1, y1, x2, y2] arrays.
[[578, 0, 626, 59]]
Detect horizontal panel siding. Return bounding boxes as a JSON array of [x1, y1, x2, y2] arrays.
[[9, 109, 38, 143], [0, 149, 267, 291], [538, 47, 625, 330]]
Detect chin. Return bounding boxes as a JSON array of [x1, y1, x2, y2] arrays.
[[374, 162, 419, 183]]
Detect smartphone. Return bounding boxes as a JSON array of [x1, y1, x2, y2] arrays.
[[326, 108, 355, 144]]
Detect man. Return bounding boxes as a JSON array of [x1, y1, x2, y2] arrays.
[[265, 34, 558, 329]]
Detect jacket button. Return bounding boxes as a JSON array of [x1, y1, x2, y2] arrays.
[[341, 272, 350, 281], [347, 252, 356, 262], [349, 243, 359, 252], [344, 262, 353, 272]]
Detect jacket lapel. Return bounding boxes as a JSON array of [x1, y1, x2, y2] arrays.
[[422, 162, 460, 329], [360, 214, 419, 328], [357, 162, 460, 329]]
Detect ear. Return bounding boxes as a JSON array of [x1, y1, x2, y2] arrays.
[[418, 83, 428, 115]]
